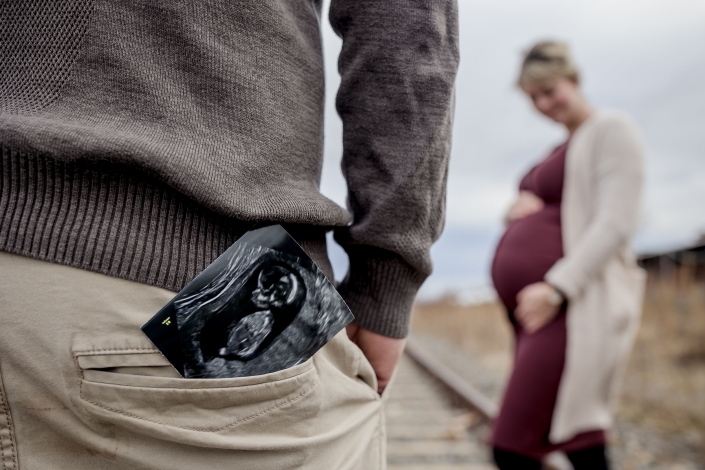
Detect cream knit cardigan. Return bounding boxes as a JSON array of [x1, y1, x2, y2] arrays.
[[545, 110, 646, 443]]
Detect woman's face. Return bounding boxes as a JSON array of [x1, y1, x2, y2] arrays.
[[523, 78, 581, 125]]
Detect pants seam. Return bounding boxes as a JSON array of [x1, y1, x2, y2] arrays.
[[0, 363, 18, 470], [378, 402, 386, 470]]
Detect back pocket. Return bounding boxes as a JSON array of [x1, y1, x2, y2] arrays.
[[73, 347, 319, 433]]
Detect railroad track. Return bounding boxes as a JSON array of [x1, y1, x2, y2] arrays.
[[385, 338, 572, 470]]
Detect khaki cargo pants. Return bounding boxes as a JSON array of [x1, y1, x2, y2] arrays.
[[0, 252, 386, 469]]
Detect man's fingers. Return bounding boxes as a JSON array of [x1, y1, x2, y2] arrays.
[[377, 377, 391, 393], [352, 327, 406, 394], [346, 323, 360, 341]]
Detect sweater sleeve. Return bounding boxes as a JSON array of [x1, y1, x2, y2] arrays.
[[328, 0, 459, 338], [545, 115, 645, 300]]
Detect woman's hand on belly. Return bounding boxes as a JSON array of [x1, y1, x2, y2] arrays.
[[515, 282, 561, 333], [505, 191, 545, 225]]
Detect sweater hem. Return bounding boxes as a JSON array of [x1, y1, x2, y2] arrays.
[[0, 146, 331, 292]]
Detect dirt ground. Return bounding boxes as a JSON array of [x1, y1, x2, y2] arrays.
[[411, 278, 705, 468]]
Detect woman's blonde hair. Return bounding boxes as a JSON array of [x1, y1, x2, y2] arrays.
[[518, 41, 580, 88]]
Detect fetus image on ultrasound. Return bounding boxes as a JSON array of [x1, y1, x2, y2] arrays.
[[172, 241, 353, 378], [199, 262, 306, 361]]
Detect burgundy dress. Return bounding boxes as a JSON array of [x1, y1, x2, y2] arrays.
[[490, 142, 605, 459]]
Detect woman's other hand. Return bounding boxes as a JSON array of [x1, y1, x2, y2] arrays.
[[515, 282, 561, 333], [505, 191, 544, 224]]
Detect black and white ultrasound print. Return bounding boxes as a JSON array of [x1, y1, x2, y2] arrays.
[[173, 242, 353, 378]]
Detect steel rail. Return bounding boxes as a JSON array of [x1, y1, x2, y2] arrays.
[[404, 337, 498, 420]]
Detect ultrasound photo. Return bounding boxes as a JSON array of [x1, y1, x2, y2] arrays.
[[141, 225, 354, 378]]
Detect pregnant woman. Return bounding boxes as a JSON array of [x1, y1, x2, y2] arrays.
[[490, 41, 646, 469]]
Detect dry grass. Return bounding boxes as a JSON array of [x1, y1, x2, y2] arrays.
[[411, 276, 705, 454], [620, 280, 705, 435], [412, 299, 514, 378]]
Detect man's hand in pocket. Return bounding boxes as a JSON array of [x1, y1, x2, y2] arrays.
[[346, 323, 405, 394]]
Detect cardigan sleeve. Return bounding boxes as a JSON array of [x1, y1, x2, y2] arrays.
[[545, 115, 645, 300], [328, 0, 460, 338]]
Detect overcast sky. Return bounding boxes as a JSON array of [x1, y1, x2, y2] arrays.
[[320, 0, 705, 301]]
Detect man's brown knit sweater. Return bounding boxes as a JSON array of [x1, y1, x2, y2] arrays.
[[0, 0, 459, 338]]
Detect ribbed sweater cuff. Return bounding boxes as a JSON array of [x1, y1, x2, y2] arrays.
[[336, 247, 426, 339]]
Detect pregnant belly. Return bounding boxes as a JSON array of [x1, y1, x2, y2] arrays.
[[491, 208, 563, 310]]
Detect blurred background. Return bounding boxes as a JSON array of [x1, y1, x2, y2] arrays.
[[320, 0, 705, 468]]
